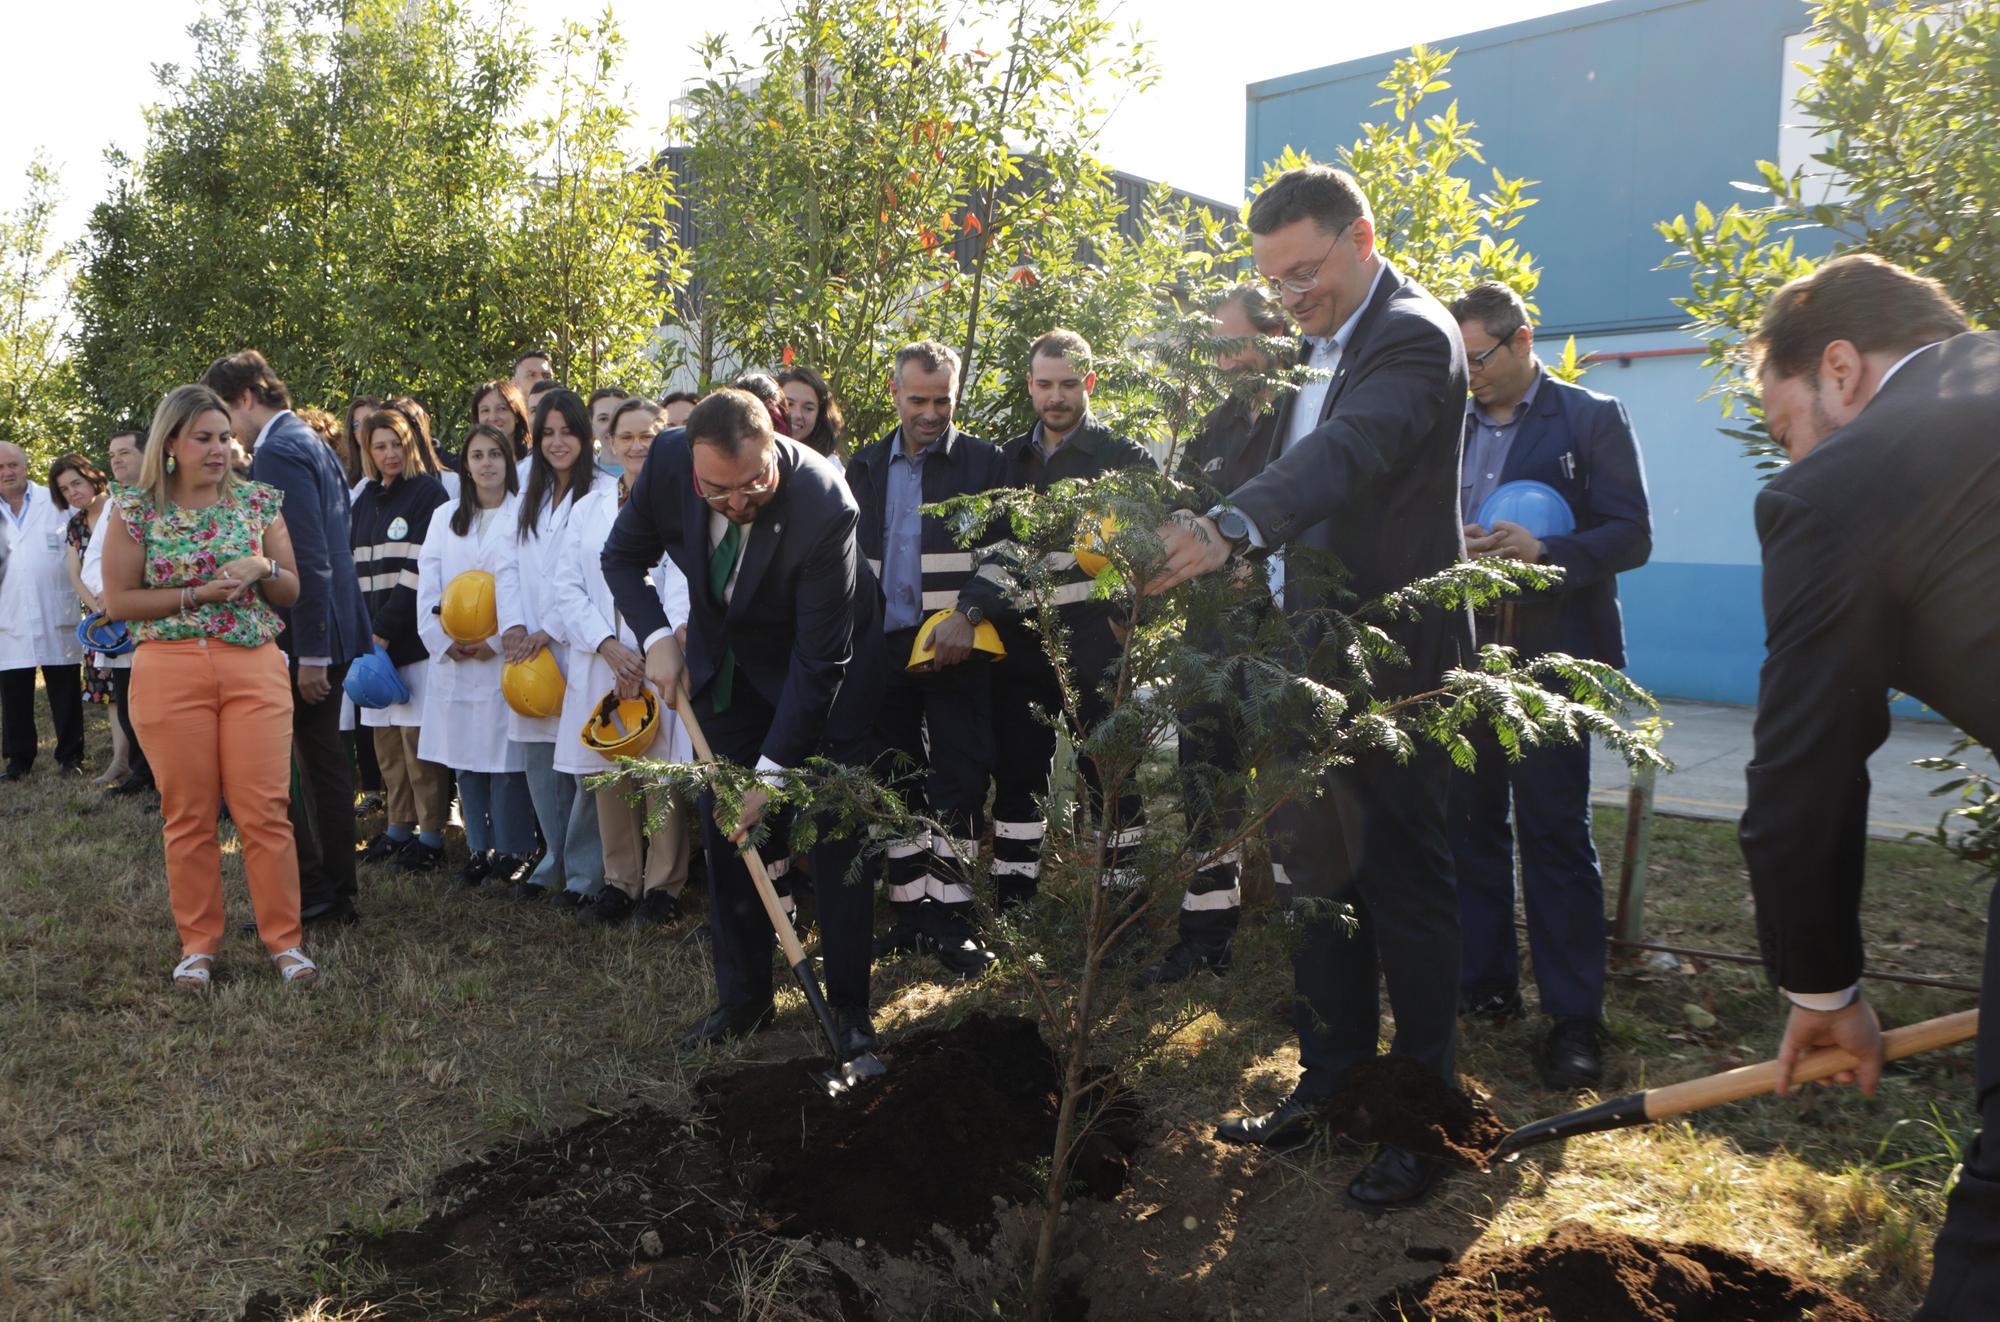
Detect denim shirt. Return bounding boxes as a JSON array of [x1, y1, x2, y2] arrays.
[[882, 428, 944, 631]]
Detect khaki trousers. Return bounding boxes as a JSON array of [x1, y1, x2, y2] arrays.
[[373, 724, 452, 836], [595, 779, 690, 898]]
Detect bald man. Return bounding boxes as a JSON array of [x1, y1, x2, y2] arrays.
[[0, 442, 85, 779]]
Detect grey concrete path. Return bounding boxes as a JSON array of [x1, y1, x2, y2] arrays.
[[1590, 700, 1971, 841]]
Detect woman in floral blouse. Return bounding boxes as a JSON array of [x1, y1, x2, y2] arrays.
[[101, 384, 314, 990]]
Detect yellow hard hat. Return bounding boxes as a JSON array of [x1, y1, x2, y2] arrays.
[[580, 688, 661, 759], [1072, 513, 1120, 577], [501, 646, 565, 718], [440, 569, 498, 643], [907, 608, 1007, 672]]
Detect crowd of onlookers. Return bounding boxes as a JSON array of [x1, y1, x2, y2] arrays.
[[0, 348, 854, 989]]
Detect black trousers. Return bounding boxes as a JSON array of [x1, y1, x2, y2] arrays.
[[1916, 878, 2000, 1320], [697, 685, 874, 1015], [1449, 728, 1604, 1020], [1277, 742, 1461, 1100], [110, 667, 152, 784], [877, 629, 994, 913], [0, 664, 84, 772], [290, 659, 356, 908], [989, 612, 1145, 900], [1176, 665, 1247, 946]]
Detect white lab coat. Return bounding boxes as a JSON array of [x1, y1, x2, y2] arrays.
[[415, 497, 526, 773], [499, 468, 616, 745], [551, 487, 693, 776], [0, 488, 83, 670]]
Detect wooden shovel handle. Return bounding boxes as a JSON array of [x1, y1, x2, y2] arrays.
[[669, 686, 810, 969], [1644, 1008, 1979, 1122]]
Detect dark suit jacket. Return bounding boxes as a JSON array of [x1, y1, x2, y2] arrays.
[[1227, 261, 1473, 694], [1477, 373, 1652, 667], [845, 425, 1009, 617], [1740, 331, 2000, 993], [602, 432, 881, 769], [249, 410, 369, 666]]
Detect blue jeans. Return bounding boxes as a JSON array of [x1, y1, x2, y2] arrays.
[[458, 770, 535, 856], [516, 741, 603, 894]]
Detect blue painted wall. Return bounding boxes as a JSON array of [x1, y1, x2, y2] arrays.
[[1247, 0, 1822, 705], [1248, 0, 1813, 335]]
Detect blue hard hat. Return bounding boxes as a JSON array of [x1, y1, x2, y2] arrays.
[[342, 643, 410, 709], [76, 613, 135, 657], [1476, 480, 1576, 540]]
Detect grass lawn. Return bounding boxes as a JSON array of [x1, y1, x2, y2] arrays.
[[0, 701, 1985, 1319]]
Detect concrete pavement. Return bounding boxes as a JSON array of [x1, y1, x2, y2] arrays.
[[1590, 699, 1971, 841]]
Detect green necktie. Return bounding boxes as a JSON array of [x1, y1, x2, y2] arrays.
[[708, 520, 743, 713]]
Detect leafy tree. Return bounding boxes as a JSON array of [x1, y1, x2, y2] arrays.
[[1656, 0, 2000, 867], [676, 0, 1162, 447], [0, 155, 81, 466], [71, 0, 677, 437]]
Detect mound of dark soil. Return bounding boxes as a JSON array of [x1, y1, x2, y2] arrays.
[[697, 1012, 1139, 1251], [1371, 1220, 1879, 1321], [268, 1105, 872, 1322], [1321, 1056, 1510, 1167]]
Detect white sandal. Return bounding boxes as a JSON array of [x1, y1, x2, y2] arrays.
[[271, 947, 319, 984], [172, 953, 214, 989]]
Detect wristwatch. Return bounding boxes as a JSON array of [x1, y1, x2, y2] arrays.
[[1208, 505, 1256, 556], [958, 605, 984, 627]]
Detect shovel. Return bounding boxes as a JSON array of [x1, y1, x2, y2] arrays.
[[670, 686, 887, 1098], [1492, 1008, 1979, 1162]]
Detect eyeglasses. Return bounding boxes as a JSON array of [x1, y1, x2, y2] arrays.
[[1467, 327, 1523, 370], [1261, 220, 1356, 298], [693, 451, 779, 504]]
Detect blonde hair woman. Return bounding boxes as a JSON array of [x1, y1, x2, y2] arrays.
[[101, 385, 315, 988]]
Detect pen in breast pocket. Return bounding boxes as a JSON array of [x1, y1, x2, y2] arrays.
[[1560, 452, 1575, 480]]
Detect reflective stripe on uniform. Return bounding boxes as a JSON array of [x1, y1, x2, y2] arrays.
[[886, 880, 927, 903], [359, 568, 422, 593], [928, 877, 975, 905], [1271, 862, 1293, 889], [1041, 551, 1079, 573], [930, 833, 976, 861], [921, 589, 964, 610], [1049, 581, 1096, 607], [921, 551, 974, 572], [1182, 883, 1241, 911], [886, 838, 928, 859], [766, 855, 792, 881], [991, 858, 1041, 878], [1105, 825, 1144, 850], [993, 819, 1046, 841]]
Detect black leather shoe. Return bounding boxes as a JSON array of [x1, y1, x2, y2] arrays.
[[0, 764, 28, 783], [1137, 939, 1232, 988], [395, 840, 445, 874], [832, 1004, 877, 1059], [1539, 1016, 1605, 1089], [301, 897, 361, 927], [576, 886, 634, 927], [933, 935, 999, 979], [457, 851, 495, 886], [509, 879, 550, 902], [679, 1000, 776, 1049], [635, 890, 683, 926], [358, 832, 403, 864], [1343, 1145, 1445, 1214], [550, 888, 588, 912], [109, 773, 156, 797], [1216, 1094, 1326, 1150], [872, 919, 925, 960], [57, 761, 84, 777], [1460, 988, 1525, 1024]]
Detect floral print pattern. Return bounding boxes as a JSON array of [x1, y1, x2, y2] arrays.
[[112, 480, 285, 648]]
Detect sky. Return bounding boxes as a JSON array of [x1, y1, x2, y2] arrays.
[[0, 0, 1609, 251]]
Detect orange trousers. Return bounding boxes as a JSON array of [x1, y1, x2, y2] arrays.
[[130, 639, 303, 957]]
